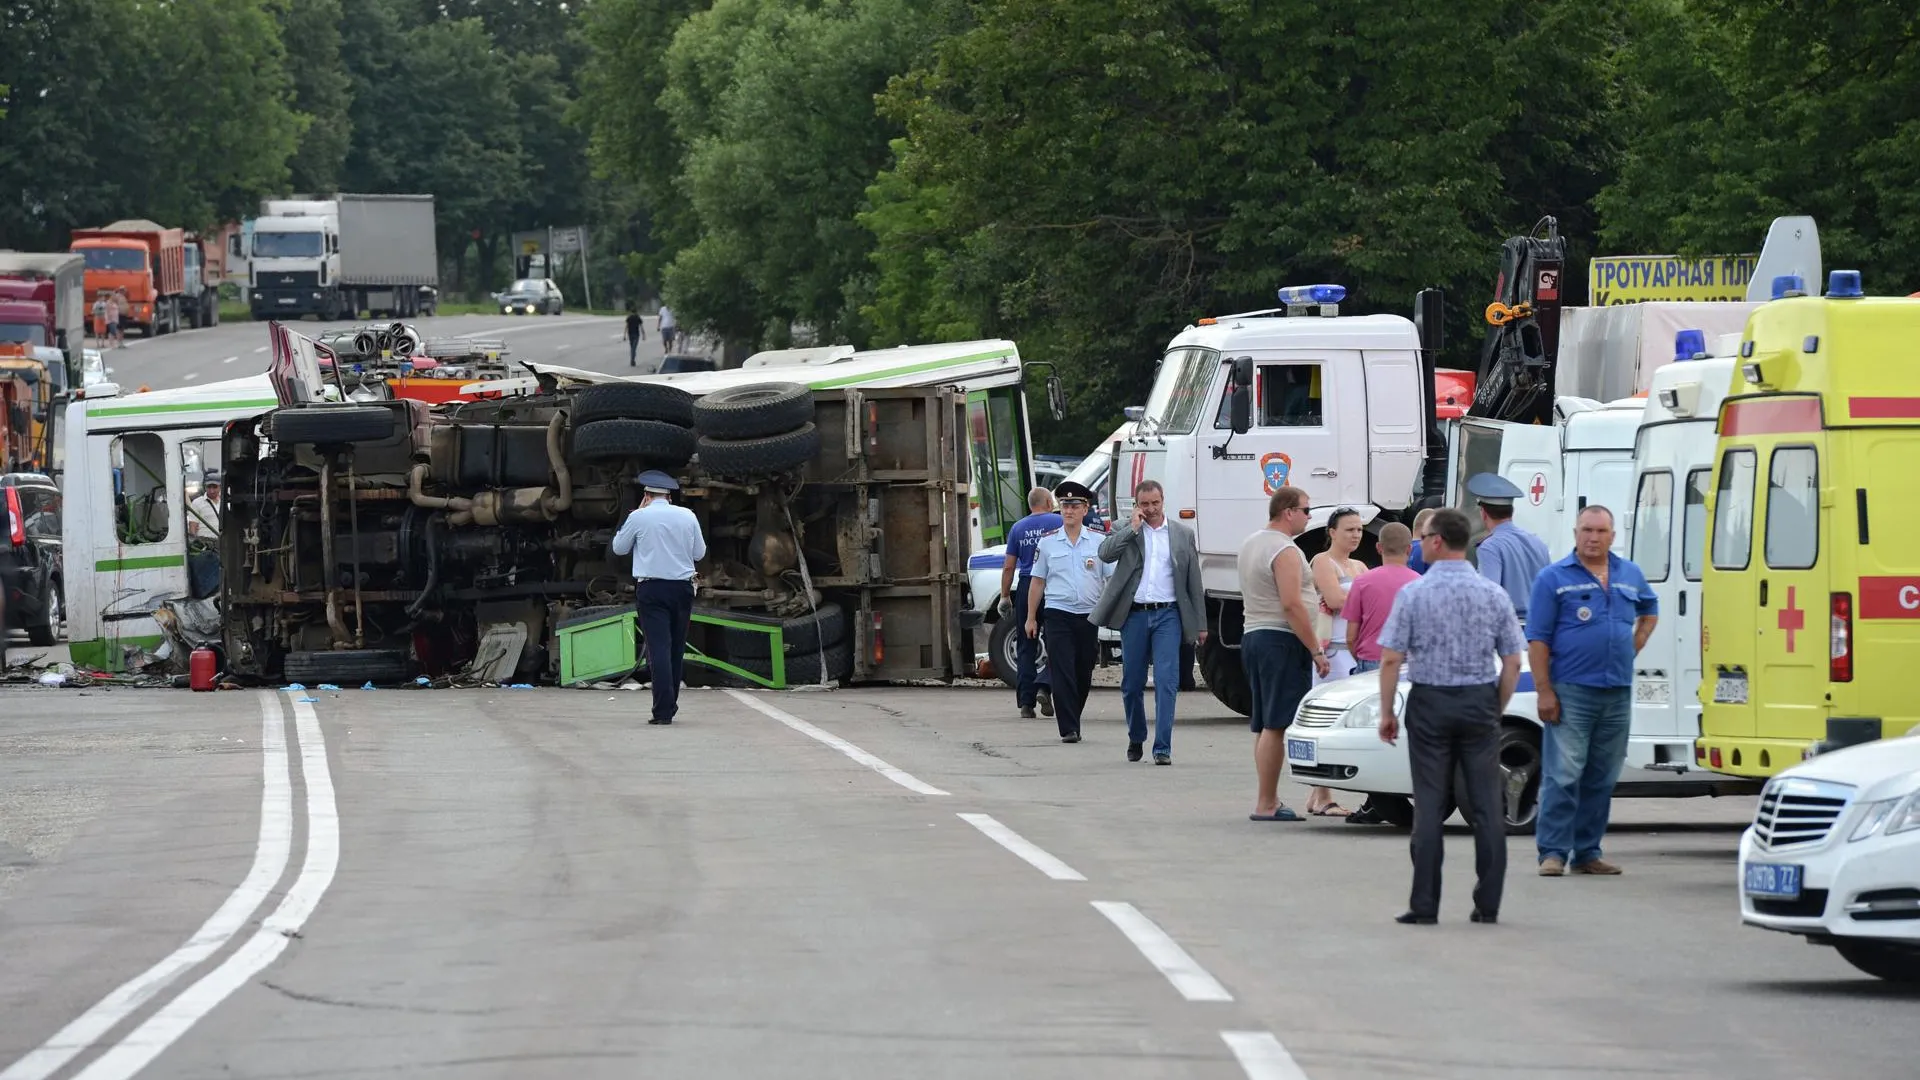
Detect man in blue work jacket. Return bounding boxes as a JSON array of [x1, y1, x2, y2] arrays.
[[1001, 486, 1062, 719], [1468, 473, 1550, 619], [1525, 505, 1658, 876], [612, 469, 708, 725], [1025, 480, 1111, 743]]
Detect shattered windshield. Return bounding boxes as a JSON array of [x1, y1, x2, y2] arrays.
[[1141, 346, 1218, 435]]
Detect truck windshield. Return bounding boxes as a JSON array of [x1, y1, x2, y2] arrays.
[[80, 249, 146, 272], [254, 232, 324, 258], [1142, 347, 1218, 435], [0, 323, 47, 346]]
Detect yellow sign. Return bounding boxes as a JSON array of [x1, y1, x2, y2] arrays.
[[1589, 254, 1759, 305], [520, 240, 541, 255]]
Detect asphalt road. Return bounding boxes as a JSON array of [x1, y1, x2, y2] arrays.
[[2, 682, 1913, 1080], [90, 312, 672, 393]]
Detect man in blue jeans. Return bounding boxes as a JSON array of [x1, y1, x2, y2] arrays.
[[1001, 487, 1062, 718], [1525, 505, 1658, 876], [1093, 480, 1206, 764]]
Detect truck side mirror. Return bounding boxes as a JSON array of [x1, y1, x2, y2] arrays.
[[1414, 288, 1445, 355], [1229, 357, 1254, 434], [1046, 375, 1067, 421]]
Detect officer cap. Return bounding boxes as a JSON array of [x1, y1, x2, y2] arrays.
[[1053, 480, 1097, 506], [1465, 471, 1523, 507], [635, 468, 680, 494]]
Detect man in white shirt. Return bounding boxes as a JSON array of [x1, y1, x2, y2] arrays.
[[610, 469, 707, 724], [1094, 480, 1206, 764]]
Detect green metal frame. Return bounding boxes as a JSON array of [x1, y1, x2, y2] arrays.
[[627, 610, 791, 689]]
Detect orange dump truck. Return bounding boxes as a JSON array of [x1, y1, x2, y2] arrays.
[[70, 220, 188, 337]]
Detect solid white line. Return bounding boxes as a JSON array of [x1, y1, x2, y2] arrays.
[[957, 813, 1085, 881], [0, 694, 293, 1080], [73, 694, 340, 1080], [1221, 1031, 1311, 1080], [723, 689, 949, 796], [1090, 901, 1232, 1002]]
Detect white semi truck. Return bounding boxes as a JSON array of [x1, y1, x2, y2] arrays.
[[247, 194, 438, 321]]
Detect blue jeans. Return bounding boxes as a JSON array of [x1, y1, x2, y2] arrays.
[[1536, 683, 1632, 865], [1121, 606, 1182, 756], [1352, 658, 1380, 674], [1013, 576, 1050, 707]]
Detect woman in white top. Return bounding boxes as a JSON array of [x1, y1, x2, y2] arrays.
[[1302, 507, 1368, 816]]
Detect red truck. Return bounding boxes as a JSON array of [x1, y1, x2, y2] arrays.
[[0, 252, 87, 365], [70, 220, 196, 337]]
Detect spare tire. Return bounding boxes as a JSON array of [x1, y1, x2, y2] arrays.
[[572, 418, 698, 465], [571, 382, 696, 428], [697, 423, 820, 477], [724, 603, 847, 660], [284, 648, 412, 686], [692, 383, 813, 439], [738, 638, 855, 686], [272, 405, 395, 446]]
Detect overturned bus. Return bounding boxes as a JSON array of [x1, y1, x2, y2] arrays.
[[213, 328, 1059, 687]]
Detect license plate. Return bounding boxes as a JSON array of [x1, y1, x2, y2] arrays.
[[1634, 679, 1670, 705], [1744, 861, 1802, 899], [276, 297, 295, 305], [1286, 737, 1316, 765], [1713, 674, 1748, 704]]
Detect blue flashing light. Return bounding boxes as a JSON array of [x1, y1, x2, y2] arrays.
[[1771, 274, 1807, 300], [1827, 269, 1864, 299], [1674, 328, 1706, 362], [1276, 284, 1347, 306]]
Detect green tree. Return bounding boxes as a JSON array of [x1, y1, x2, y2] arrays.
[[279, 0, 356, 193]]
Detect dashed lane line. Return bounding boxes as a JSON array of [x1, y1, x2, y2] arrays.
[[1090, 901, 1233, 1003], [0, 694, 294, 1080], [1221, 1031, 1311, 1080], [724, 689, 949, 796], [957, 813, 1086, 881]]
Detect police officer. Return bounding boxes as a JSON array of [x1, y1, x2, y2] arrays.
[[1466, 472, 1551, 620], [1025, 480, 1111, 743], [611, 469, 707, 725]]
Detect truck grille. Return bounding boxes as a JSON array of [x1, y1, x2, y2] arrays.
[[1751, 776, 1853, 851], [1293, 702, 1346, 728], [261, 270, 320, 289]]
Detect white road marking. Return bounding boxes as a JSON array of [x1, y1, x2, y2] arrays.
[[181, 372, 200, 382], [1221, 1032, 1311, 1080], [72, 693, 339, 1080], [1090, 901, 1232, 1003], [252, 346, 268, 354], [957, 813, 1085, 881], [221, 355, 237, 364], [724, 689, 949, 796], [457, 317, 609, 339], [0, 695, 294, 1080]]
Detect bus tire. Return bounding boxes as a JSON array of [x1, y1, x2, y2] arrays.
[[283, 649, 412, 686], [696, 423, 820, 477], [571, 382, 696, 428], [271, 405, 396, 446], [692, 382, 813, 440]]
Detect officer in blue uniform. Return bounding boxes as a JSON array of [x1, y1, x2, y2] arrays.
[[611, 469, 708, 725], [1025, 480, 1112, 743], [1467, 472, 1551, 620]]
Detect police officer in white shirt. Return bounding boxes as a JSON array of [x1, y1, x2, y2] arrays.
[[611, 469, 707, 724]]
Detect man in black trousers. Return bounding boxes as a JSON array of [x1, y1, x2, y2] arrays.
[[1374, 508, 1525, 925]]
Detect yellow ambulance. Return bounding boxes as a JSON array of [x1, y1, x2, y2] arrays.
[[1698, 271, 1920, 776]]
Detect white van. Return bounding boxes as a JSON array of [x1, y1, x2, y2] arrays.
[[61, 376, 277, 670]]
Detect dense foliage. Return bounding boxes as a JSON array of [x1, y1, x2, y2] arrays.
[[5, 0, 1918, 448]]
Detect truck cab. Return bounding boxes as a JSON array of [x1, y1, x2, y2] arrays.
[[249, 200, 340, 319], [1699, 272, 1920, 776]]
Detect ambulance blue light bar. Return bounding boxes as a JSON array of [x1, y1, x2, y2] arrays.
[[1827, 270, 1863, 298], [1276, 284, 1347, 306], [1771, 274, 1807, 300], [1674, 329, 1706, 362]]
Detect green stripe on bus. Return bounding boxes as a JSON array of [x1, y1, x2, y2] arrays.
[[807, 350, 1014, 391], [90, 398, 279, 417], [95, 554, 187, 571]]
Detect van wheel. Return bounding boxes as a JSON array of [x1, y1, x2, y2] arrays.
[[283, 649, 412, 686], [1197, 637, 1251, 716], [988, 615, 1046, 688], [692, 383, 814, 440], [1834, 940, 1920, 983]]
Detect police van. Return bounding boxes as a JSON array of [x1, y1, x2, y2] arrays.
[[1699, 272, 1920, 776]]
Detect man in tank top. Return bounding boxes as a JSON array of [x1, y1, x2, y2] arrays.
[[1238, 486, 1331, 821]]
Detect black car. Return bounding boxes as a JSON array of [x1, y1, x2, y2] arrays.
[[1, 472, 62, 647]]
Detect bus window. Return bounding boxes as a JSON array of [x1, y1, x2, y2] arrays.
[[113, 432, 171, 545], [1710, 448, 1756, 571]]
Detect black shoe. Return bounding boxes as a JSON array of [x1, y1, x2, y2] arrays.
[[1020, 707, 1037, 719], [649, 717, 673, 725], [1470, 909, 1498, 924], [1037, 689, 1054, 717], [1394, 912, 1437, 925], [1153, 753, 1171, 766], [1346, 803, 1389, 825], [1127, 742, 1143, 762], [1062, 734, 1081, 744]]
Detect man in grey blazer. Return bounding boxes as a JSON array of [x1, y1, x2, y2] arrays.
[[1095, 480, 1207, 764]]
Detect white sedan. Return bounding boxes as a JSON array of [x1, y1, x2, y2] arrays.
[[1738, 732, 1920, 983], [1283, 665, 1547, 833]]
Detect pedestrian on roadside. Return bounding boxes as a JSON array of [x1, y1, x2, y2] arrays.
[[1526, 505, 1658, 877], [1025, 480, 1111, 743], [1302, 506, 1370, 815], [105, 291, 124, 349], [1002, 486, 1062, 720], [658, 305, 677, 353], [611, 469, 707, 726], [625, 309, 644, 366], [1333, 520, 1423, 828], [1406, 508, 1437, 575], [1466, 473, 1551, 619], [1376, 508, 1525, 925], [91, 295, 108, 349], [1093, 480, 1206, 765], [1240, 486, 1330, 822]]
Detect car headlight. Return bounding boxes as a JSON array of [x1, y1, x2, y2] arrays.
[[1341, 689, 1406, 728], [1850, 790, 1920, 841]]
